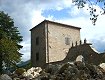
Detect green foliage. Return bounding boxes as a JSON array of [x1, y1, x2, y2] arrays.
[[18, 60, 32, 70], [72, 0, 105, 25], [15, 68, 26, 75], [0, 11, 23, 47], [0, 38, 21, 67], [24, 61, 32, 70], [0, 11, 23, 74]]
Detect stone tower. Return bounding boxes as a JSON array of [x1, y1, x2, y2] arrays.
[[30, 20, 81, 67]]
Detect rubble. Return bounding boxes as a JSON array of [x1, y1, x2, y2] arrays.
[[1, 61, 105, 80], [0, 74, 12, 80], [8, 67, 42, 80], [99, 63, 105, 71], [34, 61, 105, 80], [22, 67, 42, 79]]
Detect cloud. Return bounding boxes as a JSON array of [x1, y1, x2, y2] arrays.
[[91, 38, 105, 52], [31, 10, 45, 27], [19, 40, 30, 61]]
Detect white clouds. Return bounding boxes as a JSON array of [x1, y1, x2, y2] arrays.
[[69, 6, 82, 16], [54, 0, 72, 10], [31, 10, 45, 27], [56, 6, 64, 11], [63, 0, 73, 7], [35, 0, 73, 11], [19, 40, 30, 61]]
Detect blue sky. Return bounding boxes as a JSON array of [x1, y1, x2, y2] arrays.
[[42, 8, 71, 19], [0, 0, 105, 61]]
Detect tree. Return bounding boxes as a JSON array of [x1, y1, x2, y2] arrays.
[[0, 11, 23, 74], [72, 0, 105, 25]]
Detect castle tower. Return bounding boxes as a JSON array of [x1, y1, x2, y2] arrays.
[[30, 20, 81, 67]]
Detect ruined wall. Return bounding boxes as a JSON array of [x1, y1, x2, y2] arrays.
[[63, 42, 104, 65], [47, 22, 80, 62], [31, 22, 46, 67]]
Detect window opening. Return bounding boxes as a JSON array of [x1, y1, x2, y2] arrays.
[[65, 37, 70, 45], [36, 37, 39, 45], [36, 52, 39, 61]]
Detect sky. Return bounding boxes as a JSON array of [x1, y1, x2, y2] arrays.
[[0, 0, 105, 61]]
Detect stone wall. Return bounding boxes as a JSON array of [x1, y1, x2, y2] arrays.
[[31, 22, 46, 67], [48, 22, 80, 62], [62, 40, 105, 65]]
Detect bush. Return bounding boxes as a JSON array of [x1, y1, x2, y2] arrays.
[[15, 68, 26, 75]]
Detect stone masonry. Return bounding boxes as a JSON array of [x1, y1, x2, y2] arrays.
[[30, 20, 81, 67]]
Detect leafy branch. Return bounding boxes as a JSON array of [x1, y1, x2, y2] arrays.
[[72, 0, 105, 25]]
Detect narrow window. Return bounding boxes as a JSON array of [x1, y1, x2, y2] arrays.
[[65, 37, 70, 45], [36, 37, 39, 45], [36, 52, 39, 61]]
